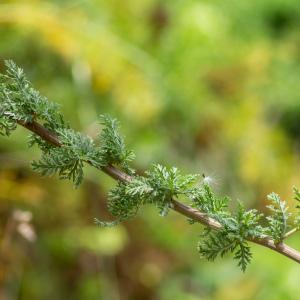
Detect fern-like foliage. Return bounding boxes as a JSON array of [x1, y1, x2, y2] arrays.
[[32, 128, 103, 187], [198, 231, 252, 272], [266, 192, 291, 243], [190, 183, 229, 219], [145, 164, 199, 216], [0, 112, 16, 136], [227, 203, 265, 239], [0, 60, 64, 131], [234, 241, 252, 272], [96, 166, 199, 225], [2, 60, 300, 271], [107, 182, 142, 221], [198, 230, 236, 261], [95, 177, 149, 226], [293, 187, 300, 229], [197, 202, 264, 271], [0, 62, 135, 187], [99, 114, 135, 172]]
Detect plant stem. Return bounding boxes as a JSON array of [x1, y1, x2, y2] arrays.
[[16, 119, 300, 264], [283, 227, 299, 239]]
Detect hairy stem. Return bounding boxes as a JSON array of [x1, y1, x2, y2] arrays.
[[16, 119, 300, 264]]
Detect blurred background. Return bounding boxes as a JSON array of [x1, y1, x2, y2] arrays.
[[0, 0, 300, 299]]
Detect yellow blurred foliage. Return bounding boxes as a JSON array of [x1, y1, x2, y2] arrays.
[[0, 2, 160, 123]]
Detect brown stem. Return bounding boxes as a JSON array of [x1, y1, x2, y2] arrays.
[[18, 120, 61, 147], [171, 200, 300, 263], [15, 120, 300, 264]]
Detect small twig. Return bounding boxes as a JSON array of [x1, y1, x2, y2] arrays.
[[283, 227, 299, 239]]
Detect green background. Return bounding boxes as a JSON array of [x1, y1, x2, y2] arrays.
[[0, 0, 300, 299]]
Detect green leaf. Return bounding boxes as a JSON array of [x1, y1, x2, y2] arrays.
[[293, 187, 300, 229], [99, 114, 135, 172], [190, 183, 229, 218], [1, 60, 64, 128], [266, 192, 291, 243], [106, 182, 142, 221], [198, 230, 236, 261], [234, 241, 252, 272], [32, 128, 103, 187], [293, 187, 300, 209]]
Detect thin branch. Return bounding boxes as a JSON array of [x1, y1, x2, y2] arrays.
[[283, 227, 299, 239], [18, 120, 61, 147], [15, 119, 300, 264]]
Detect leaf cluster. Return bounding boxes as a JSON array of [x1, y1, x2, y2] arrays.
[[145, 165, 199, 215], [32, 128, 103, 187], [0, 60, 64, 136], [198, 230, 252, 272], [97, 165, 199, 226], [0, 61, 136, 187], [190, 183, 229, 219], [197, 198, 264, 271], [266, 192, 291, 243], [293, 187, 300, 229], [99, 115, 135, 173]]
